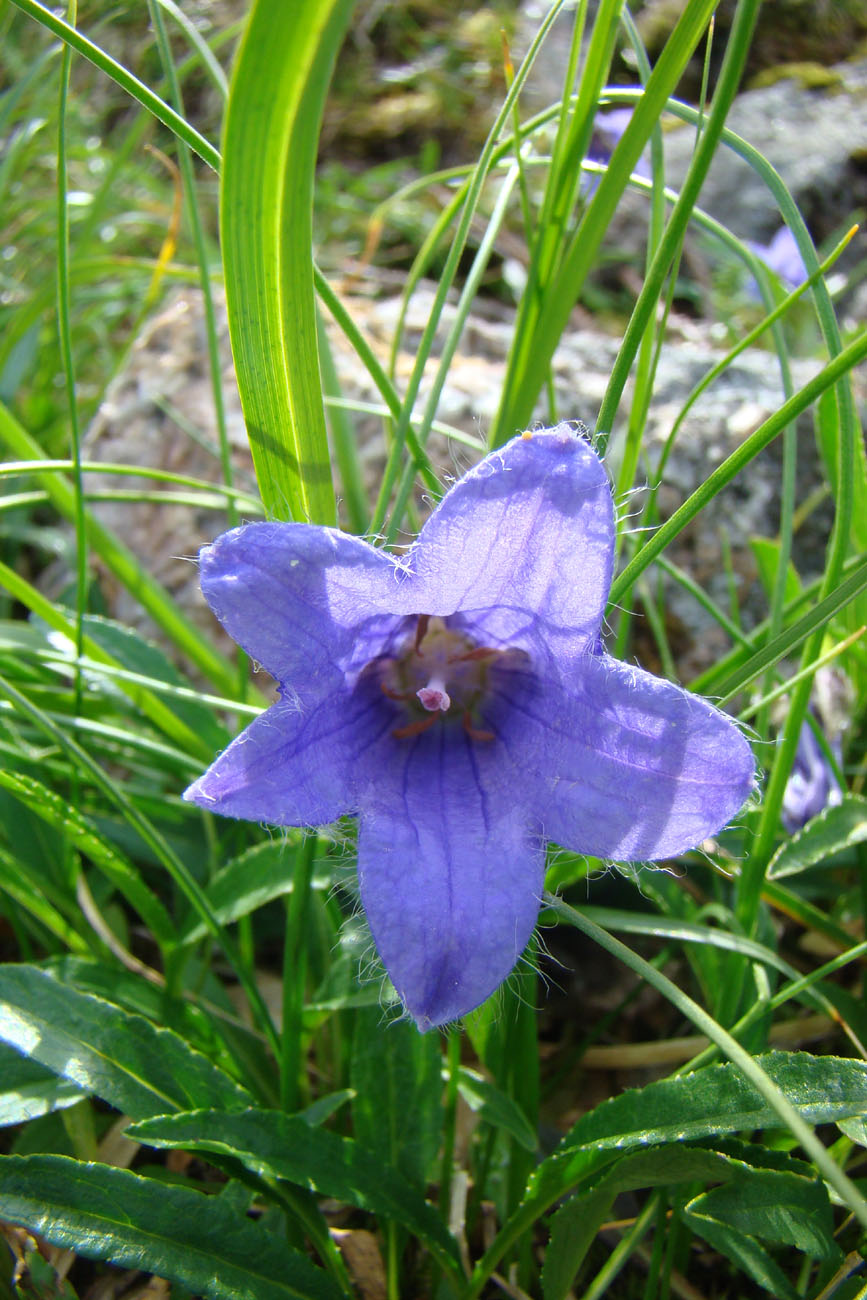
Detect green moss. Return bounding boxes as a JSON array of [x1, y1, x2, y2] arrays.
[[748, 62, 846, 92]]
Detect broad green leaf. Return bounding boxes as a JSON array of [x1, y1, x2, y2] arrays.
[[42, 957, 278, 1105], [838, 1116, 867, 1146], [221, 0, 352, 523], [300, 1089, 354, 1127], [0, 1154, 339, 1300], [79, 614, 228, 752], [179, 838, 332, 944], [351, 1008, 442, 1191], [686, 1167, 839, 1259], [0, 770, 176, 944], [682, 1208, 801, 1300], [768, 795, 867, 878], [542, 1145, 741, 1300], [750, 538, 802, 606], [0, 1043, 84, 1127], [0, 965, 250, 1119], [127, 1107, 462, 1277], [455, 1066, 538, 1153], [529, 1053, 867, 1205]]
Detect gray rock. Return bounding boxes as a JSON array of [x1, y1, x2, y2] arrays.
[[83, 279, 840, 679]]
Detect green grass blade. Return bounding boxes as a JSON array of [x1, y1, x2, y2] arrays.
[[608, 329, 867, 609], [7, 0, 220, 170], [488, 0, 717, 446], [221, 0, 353, 524], [0, 403, 240, 696]]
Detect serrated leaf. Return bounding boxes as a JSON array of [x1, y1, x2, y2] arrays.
[[529, 1053, 867, 1206], [0, 965, 250, 1119], [180, 838, 332, 944], [455, 1066, 538, 1152], [687, 1167, 839, 1259], [542, 1145, 741, 1300], [542, 1189, 611, 1300], [0, 1043, 84, 1127], [682, 1206, 801, 1300], [0, 1154, 339, 1300], [127, 1107, 462, 1277], [0, 770, 176, 942], [768, 794, 867, 878]]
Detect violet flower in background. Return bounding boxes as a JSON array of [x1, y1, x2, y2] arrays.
[[746, 225, 808, 290], [583, 108, 649, 197], [185, 427, 754, 1030], [781, 717, 843, 833]]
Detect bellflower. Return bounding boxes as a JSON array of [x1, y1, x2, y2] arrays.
[[747, 226, 808, 289], [583, 108, 649, 197], [184, 426, 753, 1029], [781, 717, 843, 832]]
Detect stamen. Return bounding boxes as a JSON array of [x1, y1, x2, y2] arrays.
[[392, 712, 441, 740], [414, 614, 430, 654], [381, 682, 411, 702], [462, 711, 495, 742], [450, 646, 498, 663]]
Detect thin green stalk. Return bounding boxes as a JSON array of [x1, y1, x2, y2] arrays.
[[368, 0, 568, 539], [596, 0, 761, 450], [439, 1029, 461, 1218], [582, 1193, 658, 1300], [383, 165, 520, 541], [489, 0, 718, 446], [0, 403, 241, 696], [738, 626, 866, 721], [55, 0, 85, 716], [149, 1, 236, 531], [281, 834, 317, 1112]]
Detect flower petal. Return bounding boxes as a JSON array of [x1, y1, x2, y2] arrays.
[[357, 728, 544, 1030], [183, 686, 390, 826], [401, 426, 614, 656], [198, 522, 403, 694], [498, 654, 754, 860]]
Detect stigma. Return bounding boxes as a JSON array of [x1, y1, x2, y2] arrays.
[[377, 615, 505, 742]]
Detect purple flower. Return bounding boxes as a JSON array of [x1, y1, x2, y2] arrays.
[[782, 718, 843, 833], [746, 226, 808, 289], [184, 426, 753, 1029], [583, 108, 649, 197]]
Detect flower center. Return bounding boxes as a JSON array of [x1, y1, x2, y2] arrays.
[[379, 615, 504, 741]]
